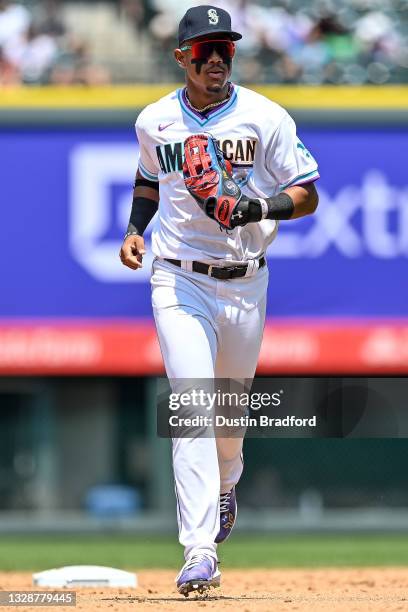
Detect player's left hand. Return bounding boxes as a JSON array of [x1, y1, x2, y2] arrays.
[[203, 192, 263, 229], [227, 197, 263, 228], [183, 133, 247, 231]]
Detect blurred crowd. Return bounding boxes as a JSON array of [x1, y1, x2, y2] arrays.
[[0, 0, 110, 85], [1, 0, 407, 85], [146, 0, 408, 84]]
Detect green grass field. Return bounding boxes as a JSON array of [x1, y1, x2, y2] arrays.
[[1, 534, 408, 572]]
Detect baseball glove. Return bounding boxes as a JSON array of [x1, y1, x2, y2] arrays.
[[183, 133, 243, 230]]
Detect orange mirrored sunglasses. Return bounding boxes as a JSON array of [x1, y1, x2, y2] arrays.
[[180, 39, 236, 61]]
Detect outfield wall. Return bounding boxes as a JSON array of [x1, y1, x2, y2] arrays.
[[1, 86, 407, 375]]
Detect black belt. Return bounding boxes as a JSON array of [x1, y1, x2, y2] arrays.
[[164, 257, 266, 280]]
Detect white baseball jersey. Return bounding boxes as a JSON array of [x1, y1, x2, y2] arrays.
[[145, 84, 320, 566], [136, 83, 319, 263]]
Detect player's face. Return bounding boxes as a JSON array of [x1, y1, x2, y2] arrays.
[[175, 35, 234, 94]]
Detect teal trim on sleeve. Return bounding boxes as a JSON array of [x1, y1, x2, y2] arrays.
[[280, 169, 319, 190], [139, 161, 159, 181]]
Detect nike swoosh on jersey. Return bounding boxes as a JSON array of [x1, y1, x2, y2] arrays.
[[158, 122, 175, 132]]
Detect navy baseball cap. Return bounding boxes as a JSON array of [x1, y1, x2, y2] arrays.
[[178, 5, 242, 46]]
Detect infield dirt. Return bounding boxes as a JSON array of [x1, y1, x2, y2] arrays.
[[1, 568, 408, 611]]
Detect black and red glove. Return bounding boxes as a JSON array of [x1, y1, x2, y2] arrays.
[[183, 133, 246, 230], [183, 133, 294, 229]]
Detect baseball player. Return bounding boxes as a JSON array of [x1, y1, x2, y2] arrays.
[[120, 4, 319, 597]]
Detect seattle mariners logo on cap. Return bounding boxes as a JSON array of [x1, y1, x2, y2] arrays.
[[208, 9, 219, 25], [178, 5, 242, 46]]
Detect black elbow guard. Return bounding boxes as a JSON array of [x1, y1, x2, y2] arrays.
[[134, 178, 159, 191], [126, 196, 158, 237]]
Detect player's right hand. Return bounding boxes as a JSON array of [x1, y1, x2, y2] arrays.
[[119, 234, 146, 270]]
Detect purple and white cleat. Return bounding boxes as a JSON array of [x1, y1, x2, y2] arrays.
[[176, 554, 221, 597], [215, 487, 237, 544]]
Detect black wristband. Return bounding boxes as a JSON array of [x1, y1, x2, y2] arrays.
[[126, 196, 158, 237], [265, 192, 294, 220]]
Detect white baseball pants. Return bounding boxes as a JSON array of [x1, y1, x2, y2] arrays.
[[151, 258, 268, 561]]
